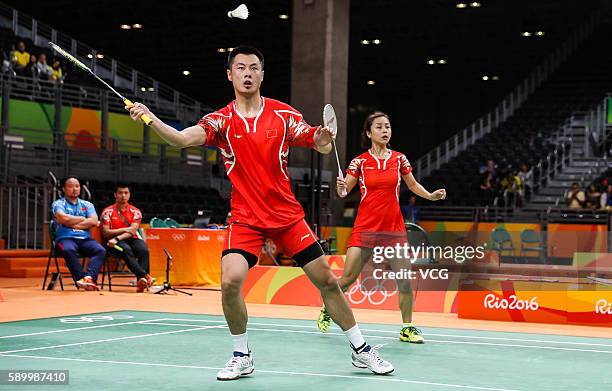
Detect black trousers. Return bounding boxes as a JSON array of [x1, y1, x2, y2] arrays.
[[107, 238, 150, 279]]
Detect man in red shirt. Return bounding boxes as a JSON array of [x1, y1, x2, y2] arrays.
[[101, 184, 154, 292], [127, 46, 394, 380]]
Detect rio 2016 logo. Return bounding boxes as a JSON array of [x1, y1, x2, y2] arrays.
[[483, 294, 539, 311], [595, 299, 612, 315]]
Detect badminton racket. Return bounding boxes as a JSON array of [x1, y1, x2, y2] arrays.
[[48, 42, 152, 125], [323, 104, 347, 197]]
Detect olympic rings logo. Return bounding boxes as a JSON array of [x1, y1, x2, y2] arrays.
[[345, 276, 398, 305], [171, 234, 186, 241]]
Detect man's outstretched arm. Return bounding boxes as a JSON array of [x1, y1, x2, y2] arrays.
[[127, 102, 206, 148]]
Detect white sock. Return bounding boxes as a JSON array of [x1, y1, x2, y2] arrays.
[[231, 331, 249, 354], [344, 324, 367, 352]]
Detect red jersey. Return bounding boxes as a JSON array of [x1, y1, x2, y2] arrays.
[[346, 150, 412, 235], [197, 97, 318, 228], [101, 203, 142, 239]]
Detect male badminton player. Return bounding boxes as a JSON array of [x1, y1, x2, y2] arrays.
[[316, 112, 446, 343], [127, 46, 394, 380]]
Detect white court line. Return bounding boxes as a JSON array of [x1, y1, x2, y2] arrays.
[[150, 321, 612, 354], [159, 318, 612, 349], [144, 322, 223, 328], [0, 318, 168, 339], [362, 330, 612, 348], [0, 353, 520, 391], [0, 325, 224, 355]]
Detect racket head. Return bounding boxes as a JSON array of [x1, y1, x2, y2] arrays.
[[322, 103, 338, 138], [324, 104, 346, 196], [48, 42, 91, 73]]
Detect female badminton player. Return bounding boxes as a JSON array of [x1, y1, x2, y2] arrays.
[[317, 111, 446, 343]]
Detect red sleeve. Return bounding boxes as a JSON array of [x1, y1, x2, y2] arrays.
[[285, 108, 317, 148], [399, 154, 412, 176], [132, 207, 142, 222], [346, 157, 364, 178], [100, 207, 112, 228], [197, 112, 226, 147]]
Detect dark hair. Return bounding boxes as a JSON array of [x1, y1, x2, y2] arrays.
[[61, 176, 80, 188], [114, 183, 130, 193], [227, 46, 264, 70], [361, 111, 390, 148]]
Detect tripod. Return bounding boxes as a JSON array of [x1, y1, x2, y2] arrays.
[[155, 248, 192, 296]]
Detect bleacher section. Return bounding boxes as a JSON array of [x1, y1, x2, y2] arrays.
[[417, 22, 612, 207]]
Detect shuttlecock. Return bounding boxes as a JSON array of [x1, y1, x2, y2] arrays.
[[228, 4, 249, 19]]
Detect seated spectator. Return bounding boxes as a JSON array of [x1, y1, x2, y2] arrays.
[[479, 172, 494, 205], [585, 184, 601, 209], [51, 59, 63, 82], [566, 182, 585, 209], [600, 184, 612, 210], [517, 163, 532, 200], [401, 195, 420, 224], [10, 41, 30, 76], [598, 178, 609, 193], [500, 170, 523, 207], [52, 177, 106, 291], [479, 160, 497, 180], [35, 53, 53, 80], [25, 54, 38, 78], [101, 184, 154, 292]]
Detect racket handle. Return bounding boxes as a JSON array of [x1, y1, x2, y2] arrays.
[[124, 99, 153, 125], [113, 245, 124, 252]]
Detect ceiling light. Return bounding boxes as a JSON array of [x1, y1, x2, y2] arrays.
[[227, 47, 234, 52], [147, 87, 155, 92], [217, 48, 226, 53], [427, 59, 435, 65], [140, 87, 146, 92], [182, 70, 191, 76], [278, 14, 289, 20], [372, 39, 381, 45], [132, 23, 143, 29], [492, 75, 499, 80], [482, 75, 489, 81], [522, 31, 532, 37], [87, 54, 93, 59], [120, 24, 131, 30], [96, 54, 104, 59], [470, 2, 481, 7], [438, 59, 447, 64], [535, 31, 545, 36], [456, 3, 467, 8], [367, 80, 375, 85], [360, 39, 370, 45]]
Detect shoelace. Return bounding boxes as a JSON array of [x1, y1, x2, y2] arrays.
[[365, 344, 386, 364], [407, 326, 422, 335], [225, 356, 249, 369]]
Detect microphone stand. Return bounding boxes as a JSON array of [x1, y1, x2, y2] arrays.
[[155, 248, 192, 296]]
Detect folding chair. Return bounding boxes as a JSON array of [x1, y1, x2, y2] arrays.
[[491, 227, 515, 262], [520, 229, 546, 263], [100, 250, 131, 291], [42, 222, 86, 290], [42, 222, 65, 290]]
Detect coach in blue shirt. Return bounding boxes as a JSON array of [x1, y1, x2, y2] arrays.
[[52, 176, 106, 291]]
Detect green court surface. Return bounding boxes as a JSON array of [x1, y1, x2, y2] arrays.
[[1, 311, 611, 391]]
